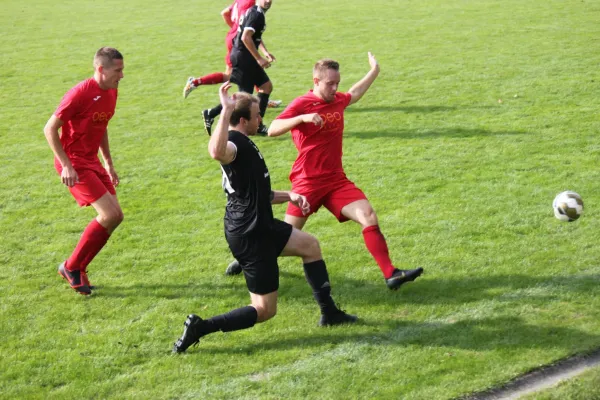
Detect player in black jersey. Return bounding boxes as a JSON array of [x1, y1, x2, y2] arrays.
[[202, 0, 275, 137], [173, 83, 357, 353]]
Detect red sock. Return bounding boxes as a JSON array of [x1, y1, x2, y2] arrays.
[[193, 72, 225, 86], [362, 225, 396, 279], [65, 219, 110, 272]]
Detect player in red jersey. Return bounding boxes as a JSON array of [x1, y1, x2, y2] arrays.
[[43, 47, 125, 295], [182, 0, 282, 108], [266, 53, 424, 290]]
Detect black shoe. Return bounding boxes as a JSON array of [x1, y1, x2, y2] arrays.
[[225, 260, 242, 276], [319, 308, 358, 327], [173, 314, 206, 353], [385, 267, 424, 290], [257, 123, 268, 136], [58, 262, 91, 295], [202, 109, 214, 136]]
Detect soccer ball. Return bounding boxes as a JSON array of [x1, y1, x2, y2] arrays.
[[552, 191, 584, 222]]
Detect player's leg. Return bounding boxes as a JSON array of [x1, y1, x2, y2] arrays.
[[172, 292, 270, 353], [340, 197, 423, 289], [174, 233, 280, 353], [183, 38, 235, 99], [58, 170, 120, 295], [284, 214, 308, 230], [277, 222, 357, 326]]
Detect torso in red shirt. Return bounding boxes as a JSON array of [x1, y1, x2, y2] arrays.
[[225, 0, 256, 46], [54, 78, 118, 170], [276, 90, 353, 185]]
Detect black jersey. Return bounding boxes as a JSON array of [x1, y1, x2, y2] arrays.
[[221, 130, 274, 236], [231, 5, 266, 63]]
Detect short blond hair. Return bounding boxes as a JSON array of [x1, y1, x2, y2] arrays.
[[313, 59, 340, 79]]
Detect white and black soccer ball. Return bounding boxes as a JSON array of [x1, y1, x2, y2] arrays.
[[552, 191, 584, 222]]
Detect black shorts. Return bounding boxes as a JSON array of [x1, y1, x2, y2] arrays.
[[225, 219, 293, 295], [230, 52, 270, 94]]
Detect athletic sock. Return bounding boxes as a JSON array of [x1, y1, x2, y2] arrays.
[[257, 92, 271, 118], [303, 260, 338, 315], [362, 225, 396, 279], [193, 72, 225, 86], [65, 219, 110, 272], [205, 306, 258, 333], [207, 104, 223, 119]]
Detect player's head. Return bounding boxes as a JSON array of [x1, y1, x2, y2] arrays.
[[229, 92, 261, 136], [313, 59, 340, 103], [257, 0, 273, 11], [93, 47, 124, 90]]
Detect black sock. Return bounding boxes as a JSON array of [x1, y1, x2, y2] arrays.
[[208, 104, 223, 119], [257, 92, 270, 118], [205, 306, 258, 333], [303, 260, 338, 315]]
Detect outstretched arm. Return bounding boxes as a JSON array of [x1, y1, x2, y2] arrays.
[[208, 82, 238, 165], [271, 191, 310, 215], [267, 114, 324, 137], [348, 52, 380, 106]]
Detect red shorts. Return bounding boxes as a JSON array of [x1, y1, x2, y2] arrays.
[[225, 33, 235, 68], [55, 162, 115, 207], [286, 178, 367, 222]]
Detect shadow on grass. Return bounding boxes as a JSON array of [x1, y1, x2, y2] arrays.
[[345, 105, 457, 113], [345, 126, 528, 139], [94, 271, 599, 308], [277, 270, 599, 306], [202, 315, 600, 354]]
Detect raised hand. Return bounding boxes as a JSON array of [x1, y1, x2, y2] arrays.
[[367, 51, 379, 70], [218, 81, 236, 109]]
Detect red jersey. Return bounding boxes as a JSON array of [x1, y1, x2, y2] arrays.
[[54, 78, 118, 170], [276, 91, 353, 185], [226, 0, 256, 39]]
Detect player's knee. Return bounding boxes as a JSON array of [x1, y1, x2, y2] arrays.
[[254, 304, 277, 322], [359, 207, 378, 227], [99, 209, 124, 228], [305, 235, 322, 259], [259, 81, 273, 94]]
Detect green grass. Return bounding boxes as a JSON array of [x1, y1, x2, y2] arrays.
[[2, 0, 600, 398], [521, 366, 600, 400]]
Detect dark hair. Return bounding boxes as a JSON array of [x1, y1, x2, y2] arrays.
[[230, 92, 260, 126], [94, 47, 123, 68], [313, 58, 339, 78]]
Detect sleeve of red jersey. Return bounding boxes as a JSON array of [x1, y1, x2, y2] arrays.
[[275, 97, 305, 120], [341, 92, 353, 108], [54, 86, 82, 122]]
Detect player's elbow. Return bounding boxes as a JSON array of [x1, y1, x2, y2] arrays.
[[207, 143, 223, 160]]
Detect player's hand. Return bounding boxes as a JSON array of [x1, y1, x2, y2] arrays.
[[367, 51, 379, 71], [302, 113, 324, 127], [257, 57, 271, 69], [265, 52, 276, 63], [106, 165, 120, 187], [61, 165, 79, 187], [289, 192, 310, 216], [219, 81, 236, 110]]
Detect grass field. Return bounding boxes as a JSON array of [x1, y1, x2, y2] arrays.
[[522, 366, 600, 400], [2, 0, 600, 398]]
